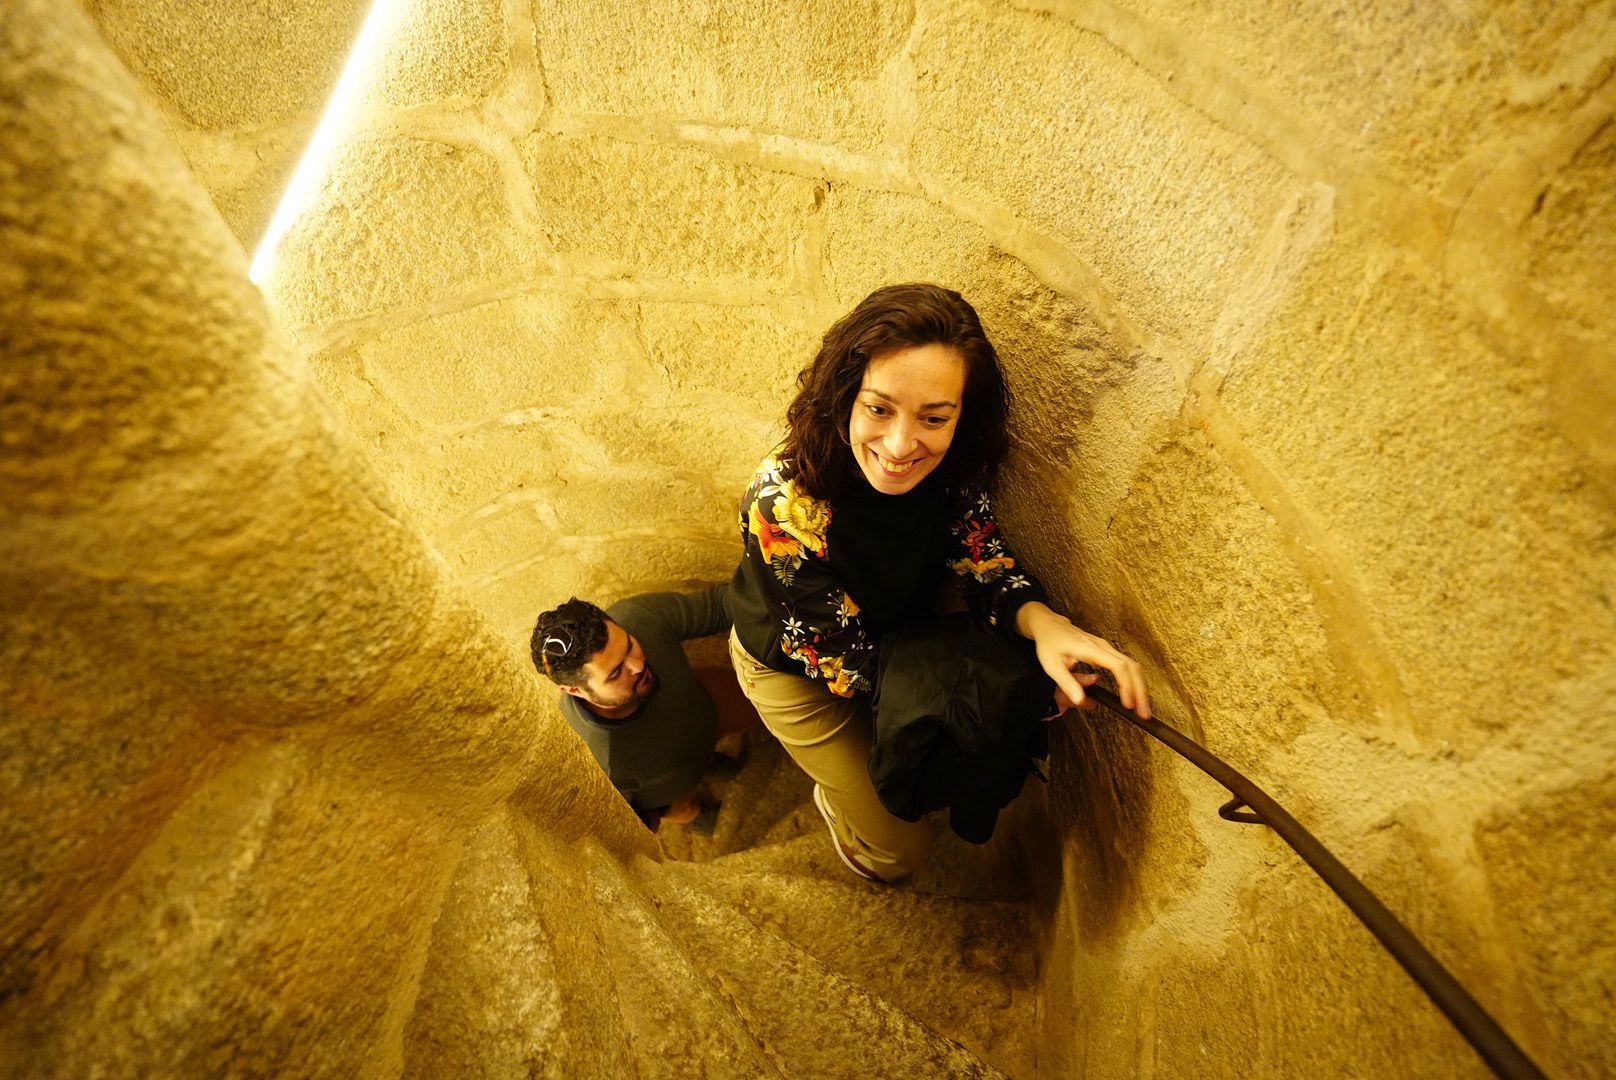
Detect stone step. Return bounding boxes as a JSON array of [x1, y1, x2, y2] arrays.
[[401, 811, 639, 1079], [660, 859, 1041, 1078], [704, 823, 1033, 903], [655, 726, 815, 863], [638, 856, 1013, 1080], [581, 845, 790, 1078]]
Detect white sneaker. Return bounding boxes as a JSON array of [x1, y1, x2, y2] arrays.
[[812, 784, 883, 882]]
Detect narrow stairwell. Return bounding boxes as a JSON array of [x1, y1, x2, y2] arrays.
[[401, 726, 1044, 1079], [7, 4, 1610, 1078]]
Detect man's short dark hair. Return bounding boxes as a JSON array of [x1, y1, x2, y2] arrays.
[[531, 598, 610, 685]]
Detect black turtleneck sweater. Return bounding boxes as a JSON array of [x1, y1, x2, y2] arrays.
[[727, 450, 1047, 698]]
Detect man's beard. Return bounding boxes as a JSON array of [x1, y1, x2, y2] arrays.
[[587, 668, 656, 709]]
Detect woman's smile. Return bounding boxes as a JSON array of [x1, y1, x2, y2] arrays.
[[872, 450, 921, 477], [849, 342, 966, 495]]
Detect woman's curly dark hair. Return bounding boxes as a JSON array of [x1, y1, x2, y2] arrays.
[[780, 283, 1010, 500]]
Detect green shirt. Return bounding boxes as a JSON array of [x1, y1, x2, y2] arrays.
[[558, 586, 730, 813]]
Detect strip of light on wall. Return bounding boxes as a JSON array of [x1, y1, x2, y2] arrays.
[[248, 0, 407, 284]]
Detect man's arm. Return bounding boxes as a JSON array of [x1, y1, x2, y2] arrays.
[[616, 585, 730, 642]]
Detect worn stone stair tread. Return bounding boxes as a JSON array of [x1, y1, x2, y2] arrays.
[[401, 816, 641, 1079], [639, 858, 1013, 1080], [583, 847, 789, 1079], [657, 726, 815, 863], [657, 860, 1041, 1079], [702, 825, 1032, 903], [752, 794, 823, 849]]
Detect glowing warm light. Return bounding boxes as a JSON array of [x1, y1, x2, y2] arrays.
[[249, 0, 408, 284]]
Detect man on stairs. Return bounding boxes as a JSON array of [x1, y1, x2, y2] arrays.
[[531, 585, 757, 832]]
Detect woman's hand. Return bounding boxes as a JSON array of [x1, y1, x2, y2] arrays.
[[1015, 602, 1152, 719]]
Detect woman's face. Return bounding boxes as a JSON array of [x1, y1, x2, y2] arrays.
[[848, 343, 967, 496]]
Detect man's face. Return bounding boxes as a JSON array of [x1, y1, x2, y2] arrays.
[[565, 620, 657, 710]]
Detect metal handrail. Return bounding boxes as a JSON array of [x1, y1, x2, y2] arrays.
[[1085, 685, 1549, 1080]]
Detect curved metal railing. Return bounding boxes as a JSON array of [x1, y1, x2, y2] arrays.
[[1086, 685, 1549, 1080]]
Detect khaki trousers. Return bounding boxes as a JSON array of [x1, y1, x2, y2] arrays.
[[728, 629, 931, 880]]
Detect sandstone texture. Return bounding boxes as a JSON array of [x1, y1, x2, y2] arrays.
[[10, 0, 1614, 1077], [81, 0, 373, 245]]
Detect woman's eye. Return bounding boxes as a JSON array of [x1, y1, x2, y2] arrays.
[[866, 404, 888, 418], [923, 415, 949, 427]]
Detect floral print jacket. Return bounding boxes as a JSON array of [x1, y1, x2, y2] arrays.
[[732, 451, 1046, 698]]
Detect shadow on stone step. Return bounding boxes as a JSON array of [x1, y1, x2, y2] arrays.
[[654, 726, 1032, 904], [655, 725, 815, 865]]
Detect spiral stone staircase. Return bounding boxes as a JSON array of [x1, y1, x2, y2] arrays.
[[400, 727, 1042, 1079], [2, 8, 1044, 1075], [6, 1, 1614, 1078], [431, 727, 1044, 1079]]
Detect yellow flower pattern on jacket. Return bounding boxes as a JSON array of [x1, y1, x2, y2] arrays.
[[950, 554, 1017, 581], [749, 502, 801, 564], [817, 654, 858, 697], [774, 481, 830, 552], [736, 451, 1042, 697], [744, 453, 829, 585]]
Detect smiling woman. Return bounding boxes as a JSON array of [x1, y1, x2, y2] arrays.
[[848, 343, 964, 495], [779, 283, 1011, 503], [725, 283, 1151, 883]]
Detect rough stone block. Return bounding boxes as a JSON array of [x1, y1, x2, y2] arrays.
[[268, 137, 529, 334], [521, 134, 820, 287], [533, 0, 912, 151], [1523, 115, 1616, 365], [1119, 0, 1613, 194], [311, 295, 643, 436], [570, 407, 780, 502], [1237, 831, 1499, 1079], [634, 301, 810, 417], [172, 126, 308, 253], [81, 0, 371, 130], [1108, 432, 1356, 753], [1217, 221, 1615, 749], [460, 466, 725, 555], [1041, 716, 1183, 947], [911, 1, 1298, 348], [365, 0, 508, 110], [473, 563, 578, 649], [323, 295, 798, 645], [386, 406, 739, 536], [470, 525, 740, 649], [388, 422, 569, 533], [823, 184, 997, 312], [1477, 775, 1616, 1080], [588, 531, 741, 603], [1144, 946, 1264, 1079]]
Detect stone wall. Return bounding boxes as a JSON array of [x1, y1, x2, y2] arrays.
[[1, 4, 649, 1075], [80, 0, 374, 249], [33, 0, 1616, 1076]]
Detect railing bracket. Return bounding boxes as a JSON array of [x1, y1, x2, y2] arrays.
[[1218, 795, 1265, 824]]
